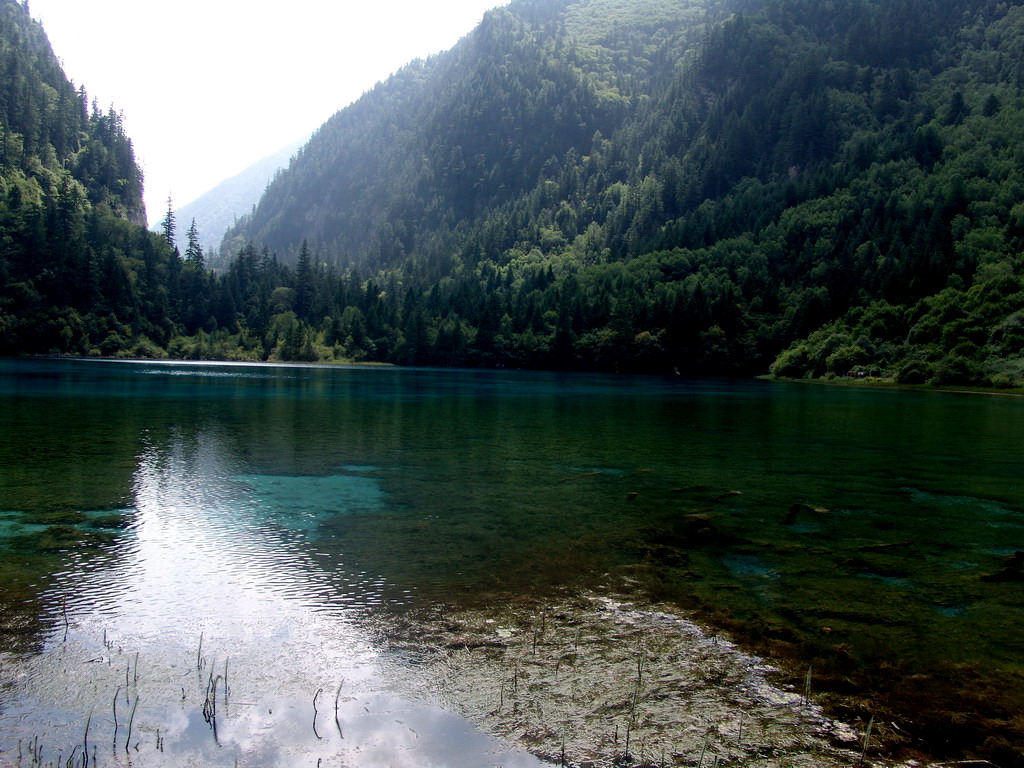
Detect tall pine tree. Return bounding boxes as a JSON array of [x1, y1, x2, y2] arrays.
[[161, 196, 176, 250], [185, 218, 204, 268]]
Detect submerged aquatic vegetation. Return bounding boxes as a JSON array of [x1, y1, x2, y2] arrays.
[[21, 509, 88, 526], [8, 525, 117, 555], [385, 592, 866, 768]]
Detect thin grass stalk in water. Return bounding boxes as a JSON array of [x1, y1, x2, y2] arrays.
[[112, 686, 120, 753], [125, 696, 138, 755], [861, 714, 874, 765], [203, 672, 224, 725], [636, 633, 646, 690], [312, 687, 323, 740], [624, 713, 632, 757], [202, 673, 222, 743], [335, 680, 345, 739], [82, 709, 92, 768]]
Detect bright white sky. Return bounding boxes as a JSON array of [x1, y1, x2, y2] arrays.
[[28, 0, 503, 227]]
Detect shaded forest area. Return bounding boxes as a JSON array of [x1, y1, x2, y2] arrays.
[[0, 0, 167, 355], [3, 0, 1024, 386]]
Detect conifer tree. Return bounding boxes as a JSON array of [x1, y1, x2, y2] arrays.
[[295, 239, 315, 321], [161, 195, 176, 250], [185, 218, 204, 268]]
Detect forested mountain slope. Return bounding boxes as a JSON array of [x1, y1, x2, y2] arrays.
[[4, 0, 1024, 389], [217, 0, 1024, 385], [224, 0, 705, 264], [0, 0, 187, 355]]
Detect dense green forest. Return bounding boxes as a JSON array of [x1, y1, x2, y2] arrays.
[[0, 0, 179, 355], [213, 0, 1024, 386], [3, 0, 1024, 390]]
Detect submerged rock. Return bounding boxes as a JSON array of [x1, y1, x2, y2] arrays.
[[12, 524, 116, 553], [783, 503, 831, 525], [980, 551, 1024, 582]]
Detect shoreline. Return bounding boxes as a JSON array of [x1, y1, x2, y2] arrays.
[[761, 374, 1024, 398], [14, 354, 1024, 396], [13, 352, 397, 369]]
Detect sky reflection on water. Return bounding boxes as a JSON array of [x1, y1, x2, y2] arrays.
[[0, 403, 544, 766]]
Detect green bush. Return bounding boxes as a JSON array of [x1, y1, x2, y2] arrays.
[[770, 345, 812, 377], [825, 344, 869, 375], [895, 359, 929, 384], [928, 354, 982, 386]]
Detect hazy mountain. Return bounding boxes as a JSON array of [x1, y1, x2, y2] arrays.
[[174, 139, 304, 262]]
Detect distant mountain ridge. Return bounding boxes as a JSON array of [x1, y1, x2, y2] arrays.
[[175, 139, 303, 261]]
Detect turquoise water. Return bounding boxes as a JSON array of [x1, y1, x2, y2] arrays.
[[0, 358, 1022, 763]]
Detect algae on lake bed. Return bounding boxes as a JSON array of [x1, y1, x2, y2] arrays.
[[383, 592, 876, 768]]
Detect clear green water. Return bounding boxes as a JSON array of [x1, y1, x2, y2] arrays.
[[0, 358, 1022, 764]]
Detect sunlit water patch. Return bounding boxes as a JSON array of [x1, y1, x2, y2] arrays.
[[0, 400, 543, 766]]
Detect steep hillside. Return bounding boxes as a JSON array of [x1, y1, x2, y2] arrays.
[[219, 0, 1024, 388], [224, 0, 714, 266], [0, 0, 187, 355], [0, 0, 145, 225]]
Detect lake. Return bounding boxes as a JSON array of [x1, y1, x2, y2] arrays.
[[0, 358, 1022, 765]]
